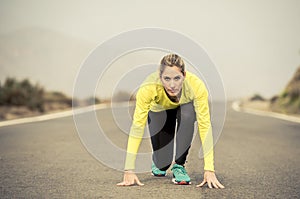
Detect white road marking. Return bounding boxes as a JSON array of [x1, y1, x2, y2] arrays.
[[0, 101, 134, 127], [4, 100, 298, 127]]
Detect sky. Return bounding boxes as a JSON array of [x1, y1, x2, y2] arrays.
[[0, 0, 299, 100]]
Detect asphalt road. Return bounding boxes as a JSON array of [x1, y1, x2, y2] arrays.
[[0, 104, 299, 198]]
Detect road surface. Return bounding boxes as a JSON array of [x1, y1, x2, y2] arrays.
[[0, 104, 299, 198]]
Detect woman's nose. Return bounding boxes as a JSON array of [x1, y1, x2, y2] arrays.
[[169, 80, 175, 88]]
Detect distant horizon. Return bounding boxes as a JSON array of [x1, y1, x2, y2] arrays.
[[1, 64, 298, 101]]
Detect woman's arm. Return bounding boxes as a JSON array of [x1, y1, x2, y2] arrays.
[[117, 85, 152, 186], [193, 80, 214, 172], [124, 86, 151, 170], [192, 77, 224, 188]]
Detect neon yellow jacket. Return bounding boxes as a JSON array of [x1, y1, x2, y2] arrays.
[[125, 71, 214, 171]]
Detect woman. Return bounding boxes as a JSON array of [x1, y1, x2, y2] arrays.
[[117, 54, 224, 188]]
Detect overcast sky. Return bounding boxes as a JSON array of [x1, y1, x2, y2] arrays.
[[0, 0, 299, 99]]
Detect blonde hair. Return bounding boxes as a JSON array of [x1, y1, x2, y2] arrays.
[[159, 54, 185, 77]]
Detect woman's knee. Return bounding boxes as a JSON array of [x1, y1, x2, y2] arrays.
[[179, 103, 196, 121]]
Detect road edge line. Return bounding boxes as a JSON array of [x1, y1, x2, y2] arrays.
[[0, 101, 135, 128], [0, 102, 136, 128], [232, 101, 300, 124]]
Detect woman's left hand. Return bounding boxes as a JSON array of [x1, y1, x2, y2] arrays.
[[196, 170, 225, 189]]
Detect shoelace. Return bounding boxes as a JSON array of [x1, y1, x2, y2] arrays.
[[152, 164, 165, 173], [173, 166, 187, 176]]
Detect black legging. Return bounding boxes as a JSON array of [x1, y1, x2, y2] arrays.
[[148, 102, 196, 171]]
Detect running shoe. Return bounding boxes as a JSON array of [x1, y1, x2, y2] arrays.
[[171, 164, 191, 185], [151, 163, 167, 177]]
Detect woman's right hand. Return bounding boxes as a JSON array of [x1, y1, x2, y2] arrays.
[[117, 170, 144, 186]]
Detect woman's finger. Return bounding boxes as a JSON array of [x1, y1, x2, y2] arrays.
[[116, 182, 126, 186], [196, 180, 206, 187], [216, 181, 225, 189], [212, 182, 219, 189], [135, 178, 144, 186], [117, 180, 134, 186], [207, 181, 213, 189]]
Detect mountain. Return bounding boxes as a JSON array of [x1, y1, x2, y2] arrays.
[[271, 66, 300, 114], [0, 26, 94, 96]]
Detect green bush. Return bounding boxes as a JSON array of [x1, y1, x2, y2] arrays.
[[250, 94, 265, 101], [0, 77, 45, 112], [113, 91, 133, 102], [44, 91, 72, 106], [84, 96, 101, 105]]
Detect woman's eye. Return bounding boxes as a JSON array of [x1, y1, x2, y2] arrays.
[[164, 77, 170, 81], [174, 76, 181, 81]]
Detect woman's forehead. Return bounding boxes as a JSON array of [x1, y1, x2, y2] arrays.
[[161, 66, 182, 76]]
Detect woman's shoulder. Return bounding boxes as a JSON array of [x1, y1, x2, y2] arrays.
[[184, 71, 208, 98], [144, 71, 160, 82], [137, 71, 161, 96], [185, 71, 205, 85], [140, 71, 161, 87]]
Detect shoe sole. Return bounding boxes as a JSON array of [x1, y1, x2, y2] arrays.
[[172, 178, 191, 185], [151, 172, 167, 177]]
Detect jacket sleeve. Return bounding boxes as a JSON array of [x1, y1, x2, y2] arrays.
[[124, 85, 151, 170], [193, 80, 215, 172]]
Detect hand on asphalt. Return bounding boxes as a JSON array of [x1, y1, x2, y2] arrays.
[[117, 170, 144, 186], [196, 170, 225, 189]]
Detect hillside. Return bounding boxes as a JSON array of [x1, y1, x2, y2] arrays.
[[0, 77, 72, 120], [240, 66, 300, 116], [271, 67, 300, 114]]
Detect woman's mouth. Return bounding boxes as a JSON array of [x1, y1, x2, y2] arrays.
[[167, 89, 177, 94]]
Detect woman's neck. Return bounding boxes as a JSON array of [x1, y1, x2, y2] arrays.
[[165, 89, 181, 103]]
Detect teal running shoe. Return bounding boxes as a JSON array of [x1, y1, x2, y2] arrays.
[[171, 164, 191, 185], [151, 163, 167, 177]]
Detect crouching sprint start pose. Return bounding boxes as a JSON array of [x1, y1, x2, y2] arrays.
[[117, 54, 224, 188]]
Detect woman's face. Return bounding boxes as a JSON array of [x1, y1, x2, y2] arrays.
[[160, 66, 185, 97]]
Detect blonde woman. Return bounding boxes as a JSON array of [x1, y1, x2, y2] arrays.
[[117, 54, 224, 188]]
